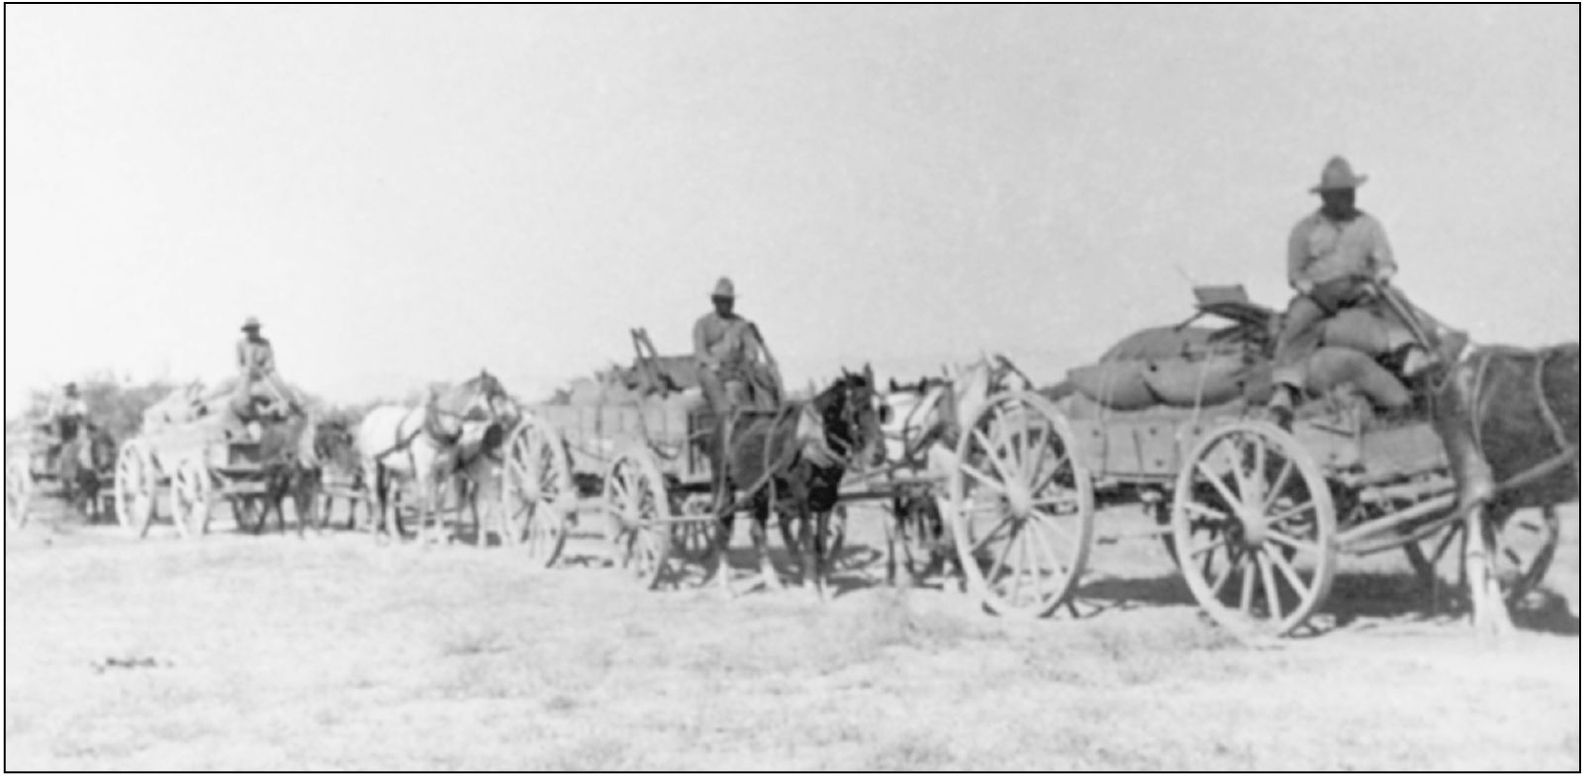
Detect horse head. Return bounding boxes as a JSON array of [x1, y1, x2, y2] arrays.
[[818, 364, 886, 470], [312, 417, 360, 473]]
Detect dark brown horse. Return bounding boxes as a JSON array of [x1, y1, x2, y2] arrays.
[[260, 414, 360, 537], [707, 367, 886, 598], [1428, 338, 1579, 636], [59, 423, 117, 521]]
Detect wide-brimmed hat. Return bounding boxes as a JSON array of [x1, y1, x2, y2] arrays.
[[710, 277, 735, 299], [1309, 156, 1368, 193], [242, 316, 261, 331]]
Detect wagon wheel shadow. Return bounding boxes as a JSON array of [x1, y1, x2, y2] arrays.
[[1065, 570, 1579, 637], [1064, 573, 1194, 618]]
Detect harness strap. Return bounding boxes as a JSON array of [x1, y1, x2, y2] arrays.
[[371, 411, 427, 462], [1532, 351, 1573, 457]]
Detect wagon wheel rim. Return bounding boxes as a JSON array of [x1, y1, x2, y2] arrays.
[[169, 459, 211, 540], [113, 442, 156, 538], [603, 450, 671, 589], [1172, 421, 1337, 638], [671, 494, 718, 566], [949, 391, 1095, 619], [232, 496, 264, 534], [502, 419, 574, 568], [6, 460, 32, 528]]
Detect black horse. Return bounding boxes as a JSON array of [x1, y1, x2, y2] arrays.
[[58, 423, 116, 522], [1428, 338, 1579, 636], [707, 366, 886, 598], [259, 414, 360, 537]]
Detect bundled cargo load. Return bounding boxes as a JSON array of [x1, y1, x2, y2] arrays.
[[1099, 325, 1242, 362]]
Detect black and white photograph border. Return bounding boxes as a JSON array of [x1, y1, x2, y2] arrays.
[[4, 4, 1579, 771]]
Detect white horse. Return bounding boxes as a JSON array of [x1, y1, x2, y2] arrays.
[[355, 370, 512, 544], [879, 353, 1033, 583]]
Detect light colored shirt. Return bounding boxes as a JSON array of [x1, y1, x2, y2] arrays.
[[692, 312, 759, 370], [1287, 210, 1396, 290], [50, 396, 87, 419], [236, 337, 276, 380]]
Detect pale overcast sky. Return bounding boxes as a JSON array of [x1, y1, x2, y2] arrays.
[[4, 5, 1580, 414]]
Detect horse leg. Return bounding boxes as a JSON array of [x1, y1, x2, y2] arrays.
[[794, 509, 818, 596], [366, 461, 389, 544], [708, 491, 736, 596], [750, 496, 781, 591], [1464, 501, 1513, 639]]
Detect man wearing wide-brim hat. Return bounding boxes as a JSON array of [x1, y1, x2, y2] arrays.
[[1266, 156, 1436, 429], [692, 277, 780, 415], [233, 316, 298, 421]]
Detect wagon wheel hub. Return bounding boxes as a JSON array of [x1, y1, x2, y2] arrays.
[[1236, 507, 1270, 549], [1004, 486, 1034, 518]]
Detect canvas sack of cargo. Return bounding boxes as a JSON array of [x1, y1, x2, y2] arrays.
[[1305, 346, 1410, 410], [1099, 325, 1236, 362], [1139, 353, 1251, 408], [1065, 360, 1158, 410]]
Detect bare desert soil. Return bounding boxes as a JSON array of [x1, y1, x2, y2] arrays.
[[4, 500, 1580, 770]]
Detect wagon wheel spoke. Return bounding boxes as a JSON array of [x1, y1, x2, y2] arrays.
[[1263, 543, 1310, 600], [970, 429, 1019, 488], [1220, 438, 1252, 508], [957, 462, 1006, 496], [1257, 549, 1283, 621], [1261, 459, 1297, 514], [1237, 553, 1256, 616], [1264, 528, 1320, 558], [1195, 461, 1245, 517], [1207, 544, 1240, 596], [966, 512, 1015, 554], [1265, 500, 1318, 527]]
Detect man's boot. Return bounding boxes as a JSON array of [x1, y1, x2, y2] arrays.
[[1265, 385, 1298, 432]]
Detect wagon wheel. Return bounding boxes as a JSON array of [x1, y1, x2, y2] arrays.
[[501, 418, 575, 568], [169, 459, 212, 539], [231, 496, 266, 534], [1403, 507, 1561, 610], [6, 459, 33, 529], [671, 494, 719, 565], [604, 447, 673, 589], [948, 391, 1095, 619], [113, 441, 158, 538], [1172, 420, 1337, 637]]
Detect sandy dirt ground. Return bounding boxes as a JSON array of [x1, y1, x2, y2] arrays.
[[4, 499, 1579, 770]]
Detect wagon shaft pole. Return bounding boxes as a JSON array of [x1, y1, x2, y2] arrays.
[[1334, 493, 1454, 554]]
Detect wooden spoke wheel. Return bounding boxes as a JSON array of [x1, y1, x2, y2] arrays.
[[231, 496, 266, 534], [1172, 421, 1337, 637], [1404, 507, 1562, 609], [501, 418, 575, 568], [671, 494, 719, 566], [113, 441, 158, 538], [169, 459, 212, 539], [6, 459, 33, 529], [603, 448, 673, 589], [948, 391, 1094, 619]]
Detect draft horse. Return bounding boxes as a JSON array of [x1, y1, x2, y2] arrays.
[[356, 370, 513, 544], [707, 366, 886, 598], [1428, 339, 1579, 636]]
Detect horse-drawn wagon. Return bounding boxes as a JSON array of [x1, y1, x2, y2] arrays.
[[111, 381, 310, 538], [942, 285, 1560, 636], [498, 328, 873, 591], [5, 421, 117, 527]]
